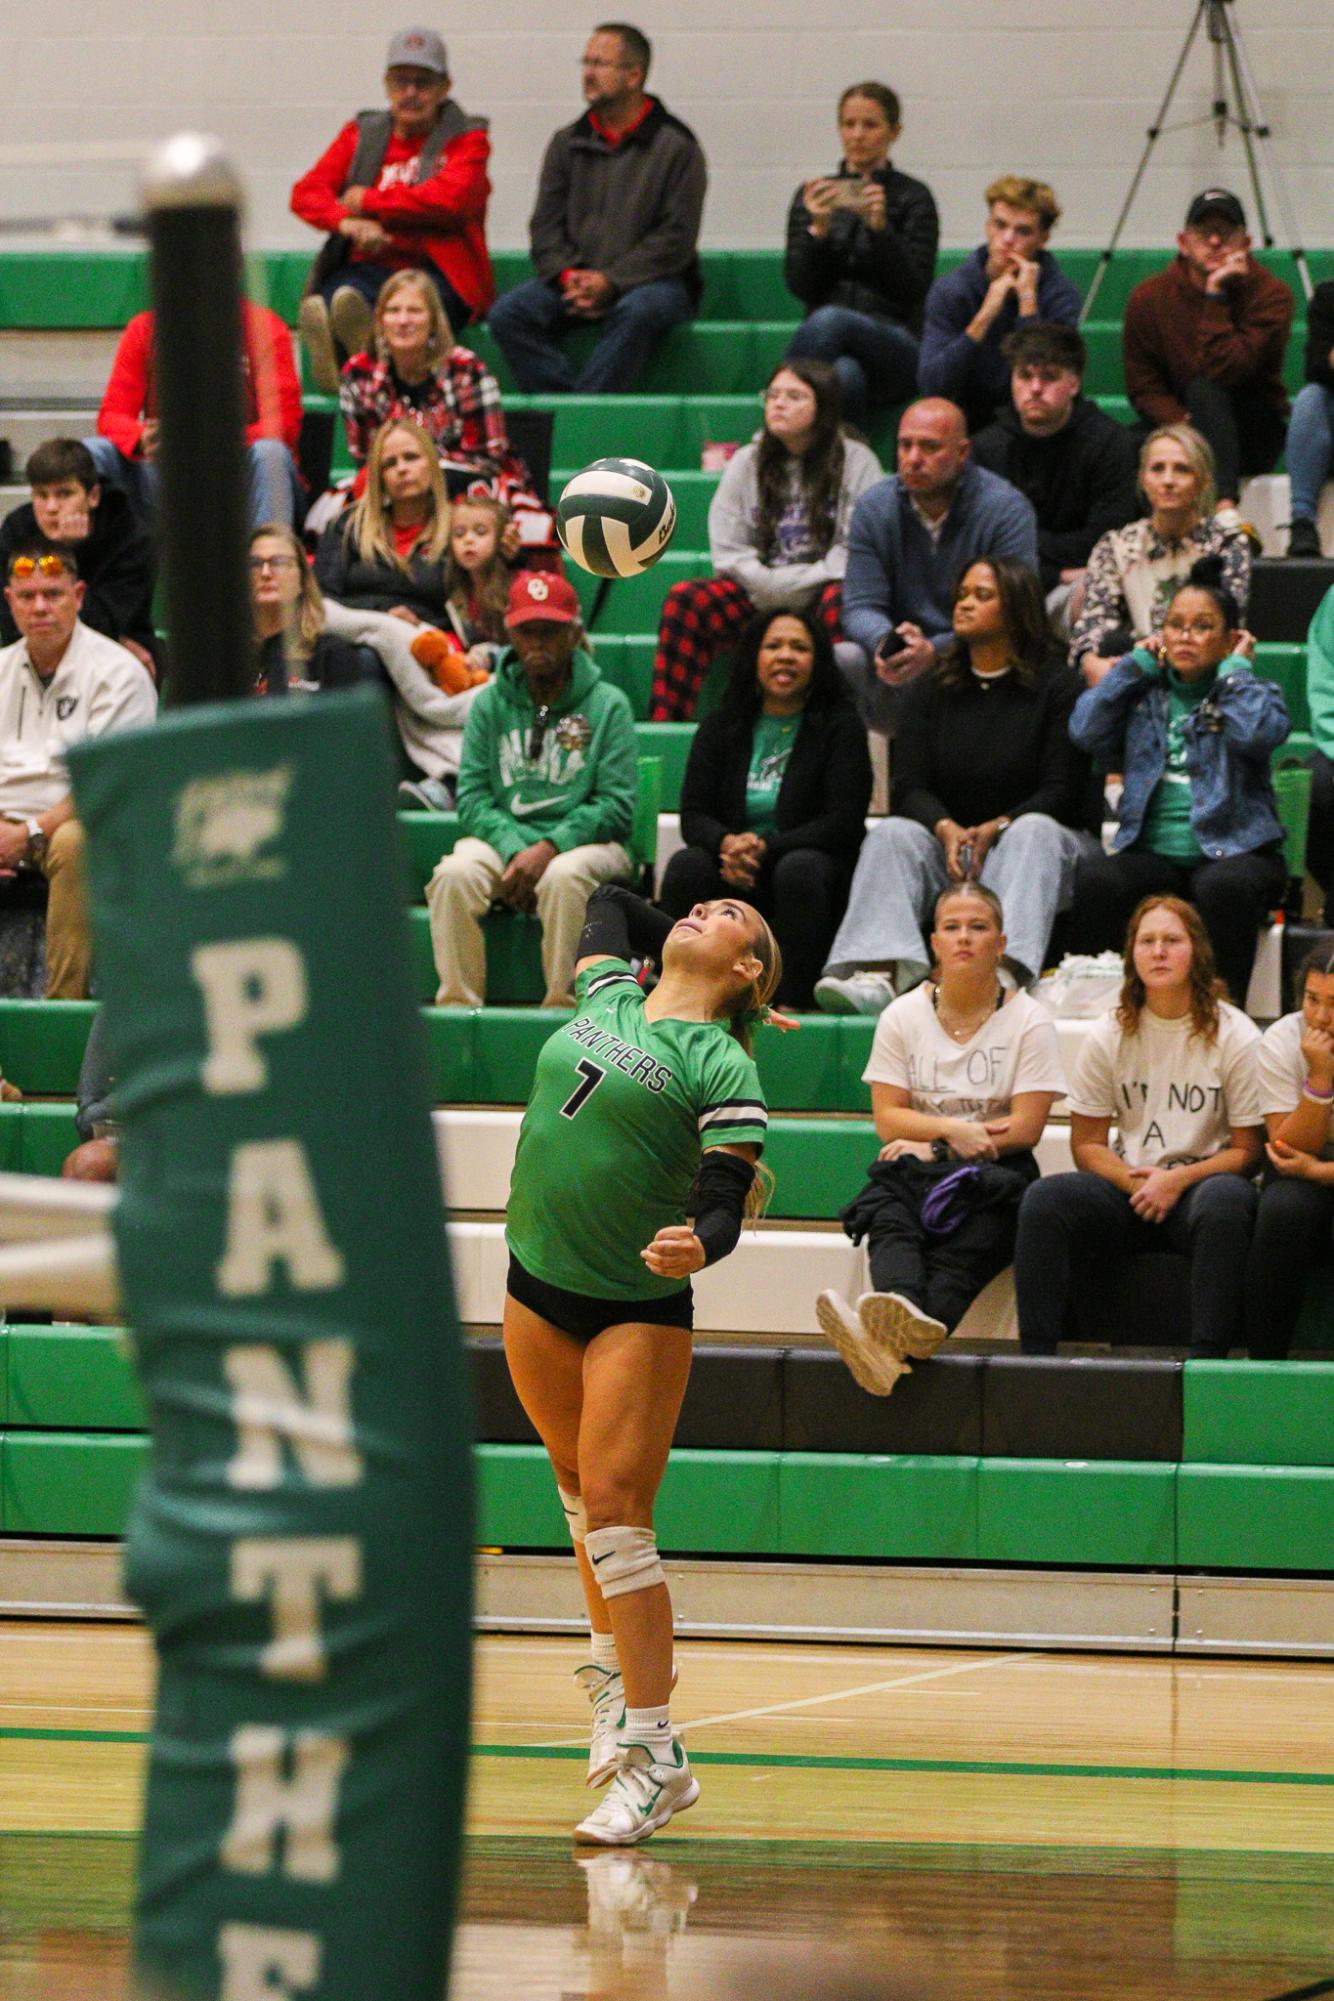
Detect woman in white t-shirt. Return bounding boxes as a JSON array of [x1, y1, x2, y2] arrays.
[[1245, 943, 1334, 1358], [1014, 895, 1264, 1357], [817, 882, 1066, 1394]]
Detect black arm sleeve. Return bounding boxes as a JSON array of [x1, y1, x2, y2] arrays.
[[690, 1148, 755, 1267], [577, 884, 674, 964]]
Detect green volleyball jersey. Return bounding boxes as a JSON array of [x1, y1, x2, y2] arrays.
[[506, 956, 769, 1298]]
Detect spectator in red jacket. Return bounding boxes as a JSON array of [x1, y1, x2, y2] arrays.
[[88, 300, 303, 531], [291, 26, 494, 393], [1122, 189, 1294, 513]]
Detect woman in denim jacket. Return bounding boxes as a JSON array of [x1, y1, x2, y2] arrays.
[[1067, 556, 1289, 1004]]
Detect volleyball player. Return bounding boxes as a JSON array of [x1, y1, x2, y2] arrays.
[[503, 884, 780, 1845]]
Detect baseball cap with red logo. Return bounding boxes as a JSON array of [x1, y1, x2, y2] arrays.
[[505, 571, 581, 626], [386, 26, 448, 74]]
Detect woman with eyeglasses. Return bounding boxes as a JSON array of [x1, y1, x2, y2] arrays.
[[248, 524, 370, 695], [649, 358, 881, 720], [1068, 555, 1289, 1005]]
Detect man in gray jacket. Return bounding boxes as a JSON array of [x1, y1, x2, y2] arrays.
[[840, 398, 1039, 730], [488, 24, 707, 394]]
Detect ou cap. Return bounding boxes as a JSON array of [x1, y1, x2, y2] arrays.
[[505, 571, 581, 626], [386, 26, 448, 74], [1185, 187, 1246, 230]]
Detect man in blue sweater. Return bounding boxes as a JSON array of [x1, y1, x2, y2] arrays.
[[917, 175, 1082, 432], [840, 397, 1039, 730]]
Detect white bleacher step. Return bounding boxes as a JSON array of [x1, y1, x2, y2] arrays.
[[445, 1216, 862, 1335], [1238, 473, 1334, 559], [0, 404, 100, 462], [0, 330, 121, 401], [431, 1107, 1075, 1218]]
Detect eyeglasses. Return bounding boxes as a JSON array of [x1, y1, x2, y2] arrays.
[[248, 554, 299, 574], [1163, 616, 1223, 636], [528, 705, 552, 762], [8, 554, 69, 581]]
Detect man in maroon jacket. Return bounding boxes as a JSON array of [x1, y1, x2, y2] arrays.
[[1122, 188, 1294, 511], [291, 26, 494, 391]]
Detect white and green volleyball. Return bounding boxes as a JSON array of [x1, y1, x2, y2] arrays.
[[556, 457, 677, 579]]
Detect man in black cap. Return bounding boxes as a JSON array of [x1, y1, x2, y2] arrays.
[[1122, 189, 1294, 511], [291, 27, 494, 391]]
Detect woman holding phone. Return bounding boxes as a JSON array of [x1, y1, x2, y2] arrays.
[[783, 82, 940, 429]]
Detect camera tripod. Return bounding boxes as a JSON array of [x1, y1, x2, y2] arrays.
[[1081, 0, 1313, 320]]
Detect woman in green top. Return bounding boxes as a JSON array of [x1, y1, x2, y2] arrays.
[[504, 885, 781, 1847], [659, 609, 872, 1006], [1068, 556, 1289, 1004]]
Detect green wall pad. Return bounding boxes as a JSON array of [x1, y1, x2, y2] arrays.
[[765, 1122, 875, 1220], [6, 1326, 144, 1432], [1178, 1464, 1334, 1571], [0, 1001, 96, 1097], [778, 1453, 977, 1561], [1183, 1361, 1334, 1467], [0, 1103, 81, 1177], [1, 1431, 148, 1535], [976, 1459, 1176, 1567], [475, 1444, 780, 1554], [754, 1017, 843, 1115]]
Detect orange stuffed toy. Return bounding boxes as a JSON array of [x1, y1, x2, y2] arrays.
[[410, 628, 491, 692]]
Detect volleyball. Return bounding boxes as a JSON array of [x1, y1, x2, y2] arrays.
[[556, 456, 677, 578]]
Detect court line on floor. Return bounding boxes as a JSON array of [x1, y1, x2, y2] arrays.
[[470, 1744, 1334, 1786], [7, 1722, 1334, 1790], [533, 1649, 1032, 1748]]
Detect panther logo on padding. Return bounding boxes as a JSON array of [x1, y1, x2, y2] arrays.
[[172, 766, 293, 888]]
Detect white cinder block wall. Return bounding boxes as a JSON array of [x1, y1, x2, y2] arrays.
[[1, 0, 1331, 255]]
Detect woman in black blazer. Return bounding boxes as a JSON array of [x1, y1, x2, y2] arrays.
[[659, 608, 873, 1007]]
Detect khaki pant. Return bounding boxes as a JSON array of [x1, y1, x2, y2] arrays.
[[43, 819, 90, 1000], [426, 836, 632, 1007]]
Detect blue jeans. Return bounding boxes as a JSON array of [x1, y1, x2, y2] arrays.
[[487, 275, 692, 393], [1286, 381, 1334, 523], [85, 434, 302, 532], [785, 305, 920, 429], [318, 259, 470, 335]]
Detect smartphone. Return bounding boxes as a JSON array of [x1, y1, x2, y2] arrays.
[[956, 842, 974, 878], [823, 181, 869, 212], [876, 627, 907, 662]]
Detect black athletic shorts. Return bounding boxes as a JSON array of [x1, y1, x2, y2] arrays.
[[506, 1253, 694, 1344]]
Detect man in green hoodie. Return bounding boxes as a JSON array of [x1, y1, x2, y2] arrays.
[[427, 570, 639, 1005]]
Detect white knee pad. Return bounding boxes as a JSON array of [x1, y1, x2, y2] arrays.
[[557, 1486, 588, 1546], [583, 1524, 665, 1599]]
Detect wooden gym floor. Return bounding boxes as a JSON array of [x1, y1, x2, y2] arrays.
[[2, 1620, 1333, 2000]]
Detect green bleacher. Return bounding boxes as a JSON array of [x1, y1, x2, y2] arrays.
[[1, 244, 1331, 1598]]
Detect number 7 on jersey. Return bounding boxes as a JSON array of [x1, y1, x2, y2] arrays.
[[560, 1058, 606, 1120]]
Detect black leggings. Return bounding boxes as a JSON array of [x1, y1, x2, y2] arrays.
[[1244, 1172, 1334, 1359], [862, 1165, 1031, 1333], [660, 843, 852, 1009], [1014, 1171, 1258, 1356]]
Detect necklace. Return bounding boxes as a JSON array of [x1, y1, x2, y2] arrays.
[[931, 980, 1004, 1043]]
